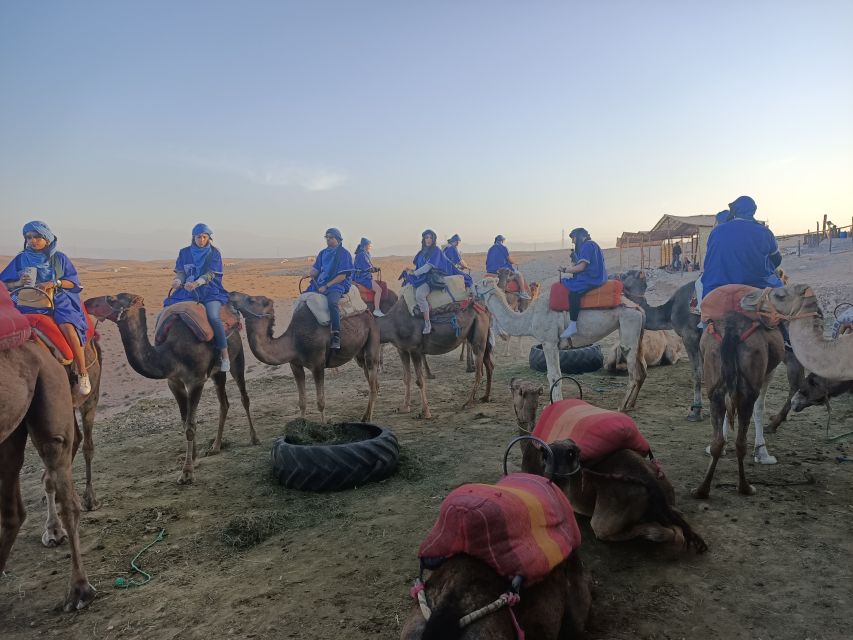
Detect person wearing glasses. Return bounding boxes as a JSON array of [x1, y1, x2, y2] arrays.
[[306, 228, 354, 349]]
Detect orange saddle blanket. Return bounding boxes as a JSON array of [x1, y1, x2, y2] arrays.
[[418, 473, 581, 584], [154, 302, 241, 345], [700, 284, 766, 325], [355, 280, 389, 304], [549, 279, 624, 312], [26, 313, 97, 363], [0, 287, 31, 351]]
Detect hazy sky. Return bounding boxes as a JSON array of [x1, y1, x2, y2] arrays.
[[1, 1, 851, 258]]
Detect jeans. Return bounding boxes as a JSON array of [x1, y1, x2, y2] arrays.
[[325, 289, 343, 332], [415, 283, 431, 314], [205, 300, 228, 349]]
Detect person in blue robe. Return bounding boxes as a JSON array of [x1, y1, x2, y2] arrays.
[[559, 228, 608, 339], [1, 221, 92, 395], [163, 223, 232, 371], [405, 229, 456, 334], [307, 228, 354, 349], [442, 234, 473, 288], [353, 238, 384, 317], [485, 235, 530, 299]]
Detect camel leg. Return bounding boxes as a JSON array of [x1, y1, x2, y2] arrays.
[[753, 374, 777, 465], [78, 393, 100, 511], [543, 342, 563, 402], [767, 352, 802, 433], [0, 424, 28, 574], [462, 339, 484, 409], [618, 328, 647, 412], [167, 378, 189, 425], [210, 372, 228, 454], [399, 349, 412, 413], [693, 389, 726, 499], [481, 343, 494, 402], [358, 352, 379, 422], [423, 356, 435, 380], [685, 333, 704, 421], [597, 521, 685, 546], [410, 352, 431, 419], [312, 367, 327, 423], [178, 383, 204, 484], [290, 363, 308, 418], [735, 395, 756, 496], [466, 341, 475, 373], [42, 471, 68, 547], [231, 347, 259, 445]]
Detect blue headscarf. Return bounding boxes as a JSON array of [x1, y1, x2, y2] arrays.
[[494, 235, 506, 243], [447, 234, 461, 244], [729, 196, 757, 220], [190, 223, 213, 275], [325, 227, 343, 242], [20, 221, 58, 281], [355, 237, 371, 254], [715, 210, 732, 225]]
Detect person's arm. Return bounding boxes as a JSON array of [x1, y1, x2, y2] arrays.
[[561, 261, 588, 275], [412, 262, 434, 276], [765, 229, 782, 268], [769, 251, 782, 268]]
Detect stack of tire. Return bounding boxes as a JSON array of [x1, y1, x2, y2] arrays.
[[528, 343, 603, 375]]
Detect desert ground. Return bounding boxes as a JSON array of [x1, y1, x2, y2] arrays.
[[1, 244, 852, 639]]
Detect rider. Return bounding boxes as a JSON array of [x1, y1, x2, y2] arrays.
[[165, 223, 232, 372], [486, 235, 530, 299], [353, 237, 384, 317], [406, 229, 457, 335], [307, 228, 354, 350], [559, 228, 607, 339], [1, 221, 92, 395], [442, 233, 473, 288]]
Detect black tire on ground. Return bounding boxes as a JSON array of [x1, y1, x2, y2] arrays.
[[271, 423, 400, 491], [528, 343, 603, 375]]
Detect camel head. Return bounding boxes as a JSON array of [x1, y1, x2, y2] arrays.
[[473, 277, 502, 301], [510, 378, 543, 432], [741, 283, 819, 319], [228, 291, 275, 319], [791, 373, 832, 412], [529, 281, 540, 298], [614, 270, 647, 299], [537, 438, 582, 481], [84, 293, 144, 322]]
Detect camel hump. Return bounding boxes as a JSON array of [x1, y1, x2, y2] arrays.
[[0, 287, 32, 351], [400, 276, 468, 316], [154, 301, 241, 345], [295, 291, 367, 327], [549, 280, 624, 312]]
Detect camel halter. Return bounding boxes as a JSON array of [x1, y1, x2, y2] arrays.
[[751, 287, 820, 325]]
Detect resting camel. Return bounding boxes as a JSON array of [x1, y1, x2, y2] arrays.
[[693, 312, 784, 498], [229, 291, 380, 422], [605, 329, 685, 373], [399, 553, 591, 639], [1, 340, 96, 611], [510, 379, 706, 551], [475, 277, 646, 411], [376, 297, 493, 419], [85, 293, 258, 484]]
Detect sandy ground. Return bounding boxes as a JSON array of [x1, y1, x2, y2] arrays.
[[1, 248, 852, 639]]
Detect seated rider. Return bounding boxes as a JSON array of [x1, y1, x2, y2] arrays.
[[405, 229, 457, 335], [1, 220, 92, 395], [694, 209, 733, 314], [442, 233, 473, 288], [307, 228, 354, 350], [353, 237, 385, 318], [165, 223, 232, 372], [486, 235, 530, 299], [559, 228, 607, 339]]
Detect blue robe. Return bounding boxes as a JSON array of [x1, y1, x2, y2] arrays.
[[407, 246, 456, 288], [486, 243, 511, 273], [701, 219, 782, 297], [562, 240, 607, 292], [164, 246, 229, 306], [442, 245, 472, 287], [353, 250, 375, 288], [307, 246, 353, 294], [1, 251, 89, 344]]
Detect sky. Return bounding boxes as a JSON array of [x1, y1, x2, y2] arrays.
[[1, 1, 851, 259]]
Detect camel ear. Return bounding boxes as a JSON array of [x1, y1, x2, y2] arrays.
[[793, 283, 810, 296]]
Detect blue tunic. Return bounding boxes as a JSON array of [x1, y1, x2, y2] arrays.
[[353, 251, 375, 288], [407, 246, 456, 288], [561, 240, 607, 293], [442, 245, 473, 287], [307, 246, 353, 294], [701, 219, 782, 296], [486, 243, 511, 273], [1, 251, 89, 344], [164, 246, 229, 306]]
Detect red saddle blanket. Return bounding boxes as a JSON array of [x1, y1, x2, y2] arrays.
[[26, 313, 97, 363], [418, 473, 581, 584], [355, 280, 388, 304], [154, 302, 241, 345], [549, 280, 624, 312], [700, 284, 767, 325], [532, 399, 650, 463], [0, 287, 31, 351]]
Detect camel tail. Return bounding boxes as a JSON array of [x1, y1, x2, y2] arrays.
[[720, 314, 742, 408], [421, 601, 465, 640]]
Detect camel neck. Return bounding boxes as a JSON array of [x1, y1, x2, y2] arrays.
[[117, 307, 169, 379], [483, 289, 535, 336], [243, 313, 297, 365], [628, 294, 674, 330], [789, 314, 849, 381]]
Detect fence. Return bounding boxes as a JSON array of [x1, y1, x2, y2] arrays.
[[797, 214, 853, 255]]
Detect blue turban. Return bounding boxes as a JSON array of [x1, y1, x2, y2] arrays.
[[715, 210, 732, 225], [359, 237, 371, 247], [422, 229, 437, 240], [494, 234, 506, 243], [192, 223, 213, 237], [448, 234, 461, 243], [729, 196, 757, 220], [22, 221, 56, 245], [569, 227, 589, 240], [325, 227, 343, 242]]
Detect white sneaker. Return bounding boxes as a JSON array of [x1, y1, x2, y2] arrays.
[[422, 322, 432, 335], [220, 358, 231, 373], [78, 373, 91, 396], [373, 309, 385, 317], [559, 321, 578, 339]]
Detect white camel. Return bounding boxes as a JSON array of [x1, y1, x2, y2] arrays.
[[474, 277, 647, 411]]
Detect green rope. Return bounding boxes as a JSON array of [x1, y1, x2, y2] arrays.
[[114, 528, 167, 589]]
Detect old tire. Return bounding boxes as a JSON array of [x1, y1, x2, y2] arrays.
[[271, 422, 399, 491], [529, 343, 603, 375]]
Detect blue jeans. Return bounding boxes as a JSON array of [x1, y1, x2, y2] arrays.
[[205, 300, 228, 349], [325, 289, 343, 332]]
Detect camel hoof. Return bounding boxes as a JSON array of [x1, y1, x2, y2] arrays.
[[426, 372, 436, 380], [64, 581, 97, 612], [81, 491, 101, 512], [177, 470, 194, 485], [754, 450, 778, 465], [465, 367, 475, 373], [42, 527, 68, 547], [686, 408, 703, 422], [704, 444, 728, 457], [251, 436, 261, 446], [691, 487, 710, 500], [738, 483, 757, 496], [479, 395, 491, 403]]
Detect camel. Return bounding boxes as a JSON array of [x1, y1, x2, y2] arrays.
[[474, 277, 646, 411], [693, 312, 784, 498], [1, 340, 96, 611], [376, 297, 493, 419], [399, 553, 591, 639], [85, 293, 258, 484], [791, 372, 853, 412], [229, 292, 380, 422], [495, 269, 541, 357], [605, 329, 685, 373], [743, 284, 853, 381], [510, 379, 706, 551]]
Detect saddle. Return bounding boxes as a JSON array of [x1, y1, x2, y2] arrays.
[[549, 280, 624, 313], [296, 290, 367, 327], [26, 313, 97, 365], [355, 280, 388, 305], [401, 275, 468, 316], [700, 285, 773, 326], [0, 287, 31, 351], [532, 399, 650, 463], [154, 302, 241, 345], [418, 473, 581, 585]]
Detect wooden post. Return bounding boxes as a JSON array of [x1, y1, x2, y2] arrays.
[[822, 214, 827, 239], [798, 239, 801, 256], [829, 232, 833, 253]]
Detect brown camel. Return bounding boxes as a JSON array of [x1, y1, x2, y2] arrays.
[[693, 312, 784, 498], [399, 553, 591, 639], [1, 340, 96, 611], [85, 293, 258, 484], [604, 329, 685, 373], [228, 292, 380, 422], [510, 379, 706, 551], [376, 297, 493, 419]]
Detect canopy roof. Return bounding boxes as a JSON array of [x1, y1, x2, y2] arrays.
[[617, 214, 716, 246]]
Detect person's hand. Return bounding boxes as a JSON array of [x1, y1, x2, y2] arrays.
[[19, 272, 34, 286], [559, 266, 568, 273], [370, 267, 380, 273], [184, 280, 198, 292], [172, 277, 183, 289], [37, 281, 55, 292], [318, 285, 327, 293]]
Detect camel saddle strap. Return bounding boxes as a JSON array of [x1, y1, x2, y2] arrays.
[[154, 302, 241, 345], [704, 319, 761, 344], [549, 280, 624, 312]]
